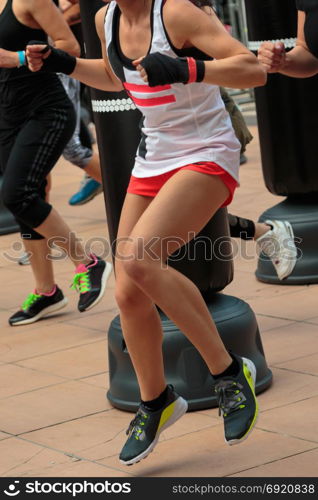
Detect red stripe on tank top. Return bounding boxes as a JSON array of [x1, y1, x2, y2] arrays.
[[129, 94, 176, 107], [124, 82, 172, 93]]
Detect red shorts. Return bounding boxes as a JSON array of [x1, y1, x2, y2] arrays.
[[127, 162, 238, 207]]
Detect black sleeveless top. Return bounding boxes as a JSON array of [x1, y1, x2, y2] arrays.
[[296, 0, 318, 58], [0, 0, 61, 88], [0, 0, 71, 119]]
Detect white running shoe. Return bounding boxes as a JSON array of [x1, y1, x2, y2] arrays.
[[256, 219, 297, 280]]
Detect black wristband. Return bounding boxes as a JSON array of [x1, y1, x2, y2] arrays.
[[141, 52, 205, 87], [28, 40, 76, 75], [194, 59, 205, 83]]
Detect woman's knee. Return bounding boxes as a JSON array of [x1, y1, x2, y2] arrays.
[[115, 279, 152, 314], [2, 182, 50, 228], [120, 240, 159, 284]]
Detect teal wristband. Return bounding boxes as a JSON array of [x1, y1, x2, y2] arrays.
[[17, 50, 26, 67]]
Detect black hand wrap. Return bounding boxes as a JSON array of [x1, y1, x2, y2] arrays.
[[141, 52, 205, 87], [28, 40, 76, 75]]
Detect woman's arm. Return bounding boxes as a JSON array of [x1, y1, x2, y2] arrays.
[[0, 48, 20, 68], [0, 0, 79, 67], [26, 5, 123, 92], [26, 0, 80, 56], [163, 0, 266, 88], [258, 12, 318, 78]]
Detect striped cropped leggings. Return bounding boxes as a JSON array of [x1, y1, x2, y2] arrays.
[[0, 99, 75, 239]]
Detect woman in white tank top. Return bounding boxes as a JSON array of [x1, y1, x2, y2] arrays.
[[27, 0, 266, 465]]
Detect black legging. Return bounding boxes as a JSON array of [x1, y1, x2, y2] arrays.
[[0, 96, 75, 240]]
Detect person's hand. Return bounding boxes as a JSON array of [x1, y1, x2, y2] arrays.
[[59, 0, 77, 12], [132, 53, 205, 87], [26, 41, 76, 74], [59, 0, 71, 11], [133, 57, 148, 83], [258, 41, 286, 73], [26, 44, 50, 72], [63, 4, 81, 26]]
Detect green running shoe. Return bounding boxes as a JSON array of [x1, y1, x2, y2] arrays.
[[119, 385, 188, 466], [214, 354, 258, 445], [9, 286, 67, 326]]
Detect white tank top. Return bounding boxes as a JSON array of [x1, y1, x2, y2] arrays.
[[105, 0, 240, 181]]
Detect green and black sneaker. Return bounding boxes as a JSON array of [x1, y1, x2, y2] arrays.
[[214, 354, 258, 445], [9, 286, 68, 326], [119, 385, 188, 466]]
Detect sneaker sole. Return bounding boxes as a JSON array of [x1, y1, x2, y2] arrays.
[[10, 297, 68, 326], [81, 261, 113, 312], [226, 357, 259, 446], [119, 396, 188, 466], [69, 187, 103, 206]]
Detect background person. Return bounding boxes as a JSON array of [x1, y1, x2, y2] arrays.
[[0, 0, 111, 326], [203, 3, 298, 281], [57, 0, 104, 206], [258, 1, 318, 77]]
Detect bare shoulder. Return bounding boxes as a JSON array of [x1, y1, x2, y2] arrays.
[[95, 5, 108, 35], [164, 0, 198, 20], [163, 0, 214, 35], [95, 4, 109, 39], [164, 0, 217, 48]]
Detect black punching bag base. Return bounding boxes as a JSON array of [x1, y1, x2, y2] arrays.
[[256, 197, 318, 285], [0, 178, 19, 235], [107, 293, 272, 412]]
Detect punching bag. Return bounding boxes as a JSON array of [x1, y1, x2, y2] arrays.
[[79, 0, 272, 410], [245, 0, 318, 284], [79, 0, 141, 245]]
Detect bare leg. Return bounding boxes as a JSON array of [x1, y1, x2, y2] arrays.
[[115, 194, 166, 401], [83, 152, 102, 183], [35, 208, 90, 267], [116, 267, 166, 401], [23, 238, 55, 294], [121, 170, 233, 377]]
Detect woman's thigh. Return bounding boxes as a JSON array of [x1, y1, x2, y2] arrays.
[[115, 192, 153, 278], [128, 169, 229, 262]]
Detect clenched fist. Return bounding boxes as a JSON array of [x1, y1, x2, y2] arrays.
[[258, 41, 286, 73]]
